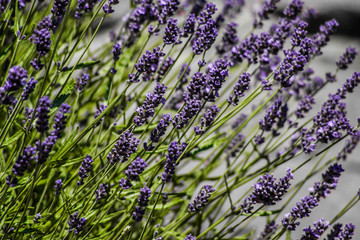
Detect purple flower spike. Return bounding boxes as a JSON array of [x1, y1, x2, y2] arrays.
[[341, 223, 355, 239], [12, 146, 36, 177], [112, 43, 122, 61], [283, 0, 304, 20], [163, 18, 180, 45], [258, 221, 278, 240], [125, 157, 147, 181], [77, 73, 89, 92], [228, 72, 251, 106], [300, 218, 329, 240], [150, 114, 172, 143], [182, 14, 196, 37], [77, 155, 94, 186], [336, 47, 358, 70], [132, 186, 151, 222], [51, 0, 69, 17], [184, 234, 196, 240], [35, 96, 52, 133], [4, 65, 28, 92], [192, 19, 218, 55], [21, 77, 37, 100], [162, 141, 187, 182], [36, 135, 57, 164], [34, 28, 51, 56], [95, 183, 108, 201], [75, 0, 99, 18], [216, 22, 239, 54], [188, 185, 215, 213], [107, 130, 140, 164], [51, 103, 71, 139], [68, 211, 86, 235], [54, 179, 63, 196], [135, 47, 166, 82]]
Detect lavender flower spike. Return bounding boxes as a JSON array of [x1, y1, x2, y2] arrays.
[[12, 146, 36, 177], [184, 234, 196, 240], [77, 155, 94, 186], [132, 186, 151, 222], [163, 18, 180, 45], [107, 130, 140, 164], [51, 103, 71, 139], [125, 157, 147, 181], [95, 183, 108, 201], [35, 96, 52, 133], [162, 141, 187, 182], [21, 77, 37, 100], [188, 185, 215, 213], [68, 211, 86, 235], [54, 179, 63, 196], [4, 65, 28, 92]]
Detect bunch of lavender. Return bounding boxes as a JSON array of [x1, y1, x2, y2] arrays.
[[1, 1, 360, 239]]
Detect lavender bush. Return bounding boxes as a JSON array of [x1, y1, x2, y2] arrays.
[[0, 0, 359, 239]]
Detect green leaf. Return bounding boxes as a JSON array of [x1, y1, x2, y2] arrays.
[[61, 60, 101, 72], [51, 79, 75, 108], [0, 130, 23, 149], [50, 31, 59, 63], [14, 0, 19, 35], [0, 41, 14, 61], [133, 123, 158, 133]]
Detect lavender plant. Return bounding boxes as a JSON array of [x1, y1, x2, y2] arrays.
[[0, 0, 359, 239]]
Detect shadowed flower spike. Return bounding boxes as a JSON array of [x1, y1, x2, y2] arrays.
[[204, 58, 229, 102], [295, 95, 315, 118], [257, 221, 278, 240], [172, 93, 202, 129], [162, 141, 187, 182], [77, 73, 89, 92], [192, 19, 218, 55], [132, 186, 151, 222], [35, 96, 51, 133], [135, 47, 166, 82], [30, 58, 44, 71], [77, 155, 94, 186], [158, 0, 180, 24], [197, 2, 217, 24], [216, 22, 239, 54], [341, 223, 355, 239], [51, 0, 69, 17], [326, 223, 343, 239], [54, 179, 63, 196], [155, 57, 174, 82], [94, 104, 107, 127], [337, 131, 360, 160], [36, 135, 57, 164], [184, 234, 196, 240], [253, 0, 280, 28], [300, 218, 329, 240], [34, 28, 51, 56], [107, 130, 140, 164], [21, 77, 37, 100], [51, 103, 71, 139], [283, 0, 304, 20], [188, 185, 215, 212], [187, 72, 206, 100], [103, 0, 119, 14], [112, 43, 122, 61], [336, 47, 358, 70], [68, 211, 86, 235], [75, 0, 99, 18], [194, 105, 220, 135], [12, 146, 36, 177], [95, 183, 108, 201]]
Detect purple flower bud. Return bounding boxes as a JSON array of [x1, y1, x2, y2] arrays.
[[336, 47, 357, 70], [77, 155, 93, 186], [77, 73, 89, 92], [33, 213, 42, 223], [163, 18, 180, 45], [192, 18, 218, 55], [228, 72, 251, 106], [162, 141, 187, 182], [125, 157, 147, 181], [54, 179, 63, 196], [34, 28, 51, 56], [135, 47, 166, 82], [112, 43, 122, 61], [6, 175, 18, 187], [51, 0, 69, 17], [4, 65, 28, 92], [295, 96, 315, 118], [75, 0, 99, 18], [155, 57, 174, 82], [150, 114, 172, 143], [95, 183, 108, 201], [30, 58, 44, 71], [51, 103, 71, 139], [182, 14, 196, 37], [12, 146, 36, 177], [132, 186, 151, 222], [107, 130, 140, 164], [119, 178, 132, 189], [258, 221, 278, 240], [36, 135, 57, 164], [21, 77, 37, 100], [216, 22, 239, 54], [283, 0, 304, 20]]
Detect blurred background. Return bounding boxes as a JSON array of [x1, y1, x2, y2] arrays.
[[93, 0, 360, 238]]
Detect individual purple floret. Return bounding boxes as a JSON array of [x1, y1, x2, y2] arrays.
[[3, 65, 28, 92], [216, 22, 239, 54], [12, 146, 36, 177], [36, 135, 57, 164], [95, 183, 108, 201], [282, 195, 319, 231], [257, 220, 278, 240], [188, 185, 215, 213], [337, 131, 360, 161], [54, 179, 63, 196], [194, 105, 219, 135], [77, 155, 94, 186], [132, 186, 151, 222], [182, 14, 196, 37], [94, 104, 107, 127], [75, 0, 99, 18], [204, 58, 229, 102], [228, 72, 251, 106], [107, 130, 140, 164], [155, 57, 174, 82], [295, 95, 315, 118], [134, 47, 166, 82], [341, 223, 356, 239], [134, 82, 167, 126], [162, 141, 187, 182], [300, 218, 329, 240], [51, 103, 71, 139], [184, 234, 196, 240], [163, 18, 180, 45], [241, 169, 293, 213], [253, 0, 280, 28], [283, 0, 304, 20], [119, 178, 132, 189], [112, 43, 122, 61], [125, 157, 147, 181], [150, 114, 172, 143], [35, 96, 52, 133], [192, 18, 218, 55], [51, 0, 69, 17], [68, 211, 86, 235], [77, 73, 89, 92], [33, 213, 42, 223], [172, 93, 202, 129], [34, 28, 51, 56], [21, 77, 37, 100], [336, 47, 357, 70]]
